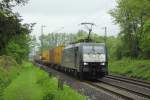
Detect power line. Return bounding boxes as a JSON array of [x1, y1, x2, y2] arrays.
[[80, 22, 95, 42]]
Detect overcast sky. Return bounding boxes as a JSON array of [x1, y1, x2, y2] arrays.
[[13, 0, 120, 37]]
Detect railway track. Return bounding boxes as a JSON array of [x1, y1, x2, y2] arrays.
[[87, 82, 133, 100], [106, 75, 150, 89], [85, 75, 150, 100], [36, 62, 150, 100], [87, 79, 150, 100]]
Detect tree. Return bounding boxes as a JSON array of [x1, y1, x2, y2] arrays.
[[0, 0, 34, 63], [110, 0, 150, 58], [0, 0, 28, 10], [139, 19, 150, 58]]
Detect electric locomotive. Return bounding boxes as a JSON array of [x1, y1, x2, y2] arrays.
[[61, 42, 108, 79]]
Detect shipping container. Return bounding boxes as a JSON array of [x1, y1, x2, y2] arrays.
[[54, 46, 64, 65], [41, 50, 50, 63], [49, 49, 54, 63]]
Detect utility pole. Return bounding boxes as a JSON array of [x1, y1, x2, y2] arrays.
[[41, 25, 46, 55], [80, 22, 95, 42]]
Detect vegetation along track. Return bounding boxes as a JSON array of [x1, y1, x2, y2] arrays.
[[85, 74, 150, 100], [35, 62, 150, 100]]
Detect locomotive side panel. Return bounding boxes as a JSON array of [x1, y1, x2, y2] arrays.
[[61, 47, 77, 69], [74, 46, 80, 69]]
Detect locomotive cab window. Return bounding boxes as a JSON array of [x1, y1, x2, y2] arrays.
[[83, 45, 106, 63], [83, 46, 105, 54]]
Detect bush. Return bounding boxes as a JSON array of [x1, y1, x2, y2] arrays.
[[109, 58, 150, 80], [5, 34, 31, 64], [0, 55, 21, 100]]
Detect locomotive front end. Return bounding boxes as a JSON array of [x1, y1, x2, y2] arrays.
[[81, 43, 108, 78]]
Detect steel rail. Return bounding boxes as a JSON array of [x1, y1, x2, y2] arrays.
[[98, 79, 150, 99], [87, 82, 134, 100], [109, 75, 150, 84], [106, 75, 150, 89]]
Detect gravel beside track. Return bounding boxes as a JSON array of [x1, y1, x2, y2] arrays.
[[34, 63, 125, 100], [34, 62, 150, 100], [99, 77, 150, 100], [87, 82, 134, 100]]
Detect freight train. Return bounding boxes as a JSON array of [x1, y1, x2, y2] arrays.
[[35, 42, 108, 79]]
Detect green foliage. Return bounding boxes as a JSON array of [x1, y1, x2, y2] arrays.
[[40, 30, 105, 53], [0, 10, 32, 54], [110, 0, 150, 59], [2, 62, 86, 100], [109, 58, 150, 80], [91, 34, 104, 43], [0, 56, 20, 83], [0, 56, 20, 100], [0, 0, 29, 10], [6, 41, 23, 63], [39, 32, 75, 52], [139, 19, 150, 58], [74, 30, 88, 41], [72, 30, 105, 43], [105, 36, 118, 59], [3, 65, 43, 100], [0, 0, 33, 63], [5, 34, 31, 63]]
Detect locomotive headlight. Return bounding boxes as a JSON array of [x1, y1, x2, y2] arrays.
[[101, 62, 105, 65], [84, 62, 88, 65]]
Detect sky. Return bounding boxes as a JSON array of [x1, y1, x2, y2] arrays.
[[13, 0, 120, 37]]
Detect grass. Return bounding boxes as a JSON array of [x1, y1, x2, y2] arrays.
[[0, 56, 21, 100], [109, 58, 150, 80], [1, 60, 86, 100], [3, 66, 43, 100]]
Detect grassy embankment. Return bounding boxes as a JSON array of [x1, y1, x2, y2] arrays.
[[109, 58, 150, 80], [0, 56, 86, 100]]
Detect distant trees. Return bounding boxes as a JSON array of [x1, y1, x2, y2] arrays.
[[38, 30, 122, 61], [110, 0, 150, 59], [39, 32, 76, 51], [39, 30, 107, 51]]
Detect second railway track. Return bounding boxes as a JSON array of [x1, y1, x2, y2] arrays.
[[36, 62, 150, 100], [87, 82, 134, 100], [85, 75, 150, 100], [106, 75, 150, 89], [86, 79, 150, 100]]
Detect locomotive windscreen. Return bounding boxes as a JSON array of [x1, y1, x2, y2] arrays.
[[83, 45, 106, 62]]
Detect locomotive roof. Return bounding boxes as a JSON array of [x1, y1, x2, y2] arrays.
[[64, 42, 105, 49]]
